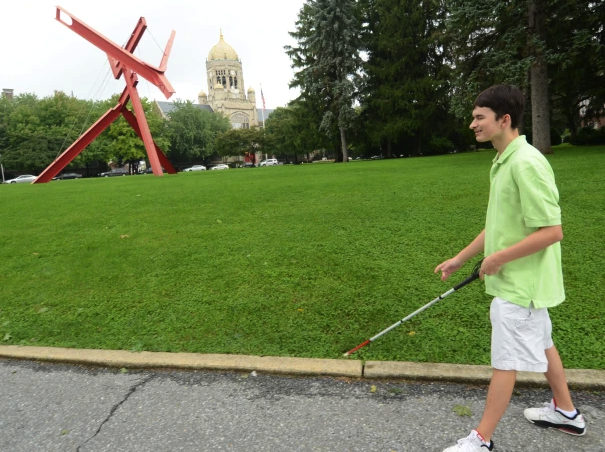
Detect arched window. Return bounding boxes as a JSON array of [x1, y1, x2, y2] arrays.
[[222, 76, 226, 87], [229, 76, 234, 89], [231, 112, 250, 129], [234, 77, 238, 89]]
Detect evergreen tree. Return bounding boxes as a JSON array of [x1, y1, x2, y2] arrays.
[[287, 0, 363, 162], [446, 0, 605, 154], [360, 0, 454, 156]]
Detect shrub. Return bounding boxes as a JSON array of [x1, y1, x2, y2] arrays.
[[524, 128, 564, 146], [570, 126, 605, 146], [550, 128, 563, 146], [428, 136, 455, 154]]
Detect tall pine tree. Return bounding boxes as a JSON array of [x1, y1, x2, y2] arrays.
[[287, 0, 363, 162], [446, 0, 605, 154], [360, 0, 452, 156]]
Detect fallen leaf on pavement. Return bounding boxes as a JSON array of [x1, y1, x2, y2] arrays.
[[453, 404, 472, 417]]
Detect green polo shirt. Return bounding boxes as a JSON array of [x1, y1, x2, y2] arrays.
[[484, 135, 565, 308]]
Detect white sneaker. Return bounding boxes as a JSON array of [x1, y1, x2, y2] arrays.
[[524, 400, 586, 436], [442, 430, 494, 452]]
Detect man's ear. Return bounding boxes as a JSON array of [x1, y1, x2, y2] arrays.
[[501, 113, 512, 129]]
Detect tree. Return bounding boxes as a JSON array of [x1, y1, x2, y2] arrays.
[[0, 94, 16, 155], [109, 96, 169, 172], [214, 127, 266, 163], [166, 100, 231, 164], [264, 103, 327, 161], [548, 1, 605, 140], [1, 92, 88, 174], [287, 0, 363, 162], [446, 0, 605, 154], [360, 0, 456, 156]]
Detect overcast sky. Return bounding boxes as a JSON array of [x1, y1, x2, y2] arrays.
[[1, 0, 306, 109]]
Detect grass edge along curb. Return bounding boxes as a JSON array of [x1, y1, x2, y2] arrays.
[[1, 345, 604, 390]]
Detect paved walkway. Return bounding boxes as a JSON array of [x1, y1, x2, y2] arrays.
[[1, 359, 603, 452]]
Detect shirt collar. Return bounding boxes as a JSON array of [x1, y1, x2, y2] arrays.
[[492, 135, 526, 165]]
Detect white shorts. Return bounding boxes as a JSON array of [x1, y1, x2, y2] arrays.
[[490, 297, 554, 372]]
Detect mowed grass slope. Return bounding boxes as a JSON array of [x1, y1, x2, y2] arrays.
[[1, 145, 603, 369]]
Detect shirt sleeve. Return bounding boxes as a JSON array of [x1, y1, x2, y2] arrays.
[[516, 165, 562, 228]]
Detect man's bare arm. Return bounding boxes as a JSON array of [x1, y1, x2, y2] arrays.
[[491, 225, 563, 266]]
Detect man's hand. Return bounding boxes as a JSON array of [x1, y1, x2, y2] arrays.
[[479, 254, 502, 280], [434, 257, 464, 281]]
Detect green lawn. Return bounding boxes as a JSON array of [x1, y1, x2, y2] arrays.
[[1, 145, 604, 369]]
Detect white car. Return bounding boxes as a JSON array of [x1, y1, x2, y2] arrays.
[[6, 175, 36, 184], [259, 159, 278, 167], [183, 165, 206, 172], [211, 164, 229, 170]]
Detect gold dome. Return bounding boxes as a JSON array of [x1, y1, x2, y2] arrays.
[[247, 87, 255, 92], [214, 83, 224, 90], [208, 31, 238, 61], [199, 90, 207, 96]]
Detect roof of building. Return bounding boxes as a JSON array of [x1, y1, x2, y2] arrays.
[[208, 32, 238, 61], [155, 101, 274, 123], [156, 101, 214, 116], [257, 109, 275, 121]]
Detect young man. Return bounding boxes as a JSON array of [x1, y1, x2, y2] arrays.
[[435, 85, 586, 452]]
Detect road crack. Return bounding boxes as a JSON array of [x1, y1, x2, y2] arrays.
[[76, 374, 154, 451]]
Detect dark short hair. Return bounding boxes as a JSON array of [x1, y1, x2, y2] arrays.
[[474, 85, 524, 130]]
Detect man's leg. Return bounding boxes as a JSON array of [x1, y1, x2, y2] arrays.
[[544, 345, 574, 411], [523, 345, 586, 436], [476, 369, 517, 443]]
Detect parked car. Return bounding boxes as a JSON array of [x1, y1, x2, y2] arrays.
[[99, 168, 129, 177], [139, 168, 167, 174], [183, 165, 206, 172], [241, 162, 256, 168], [5, 175, 37, 184], [53, 173, 82, 180], [259, 158, 279, 167], [210, 164, 229, 170]]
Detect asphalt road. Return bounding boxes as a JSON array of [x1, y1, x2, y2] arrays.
[[0, 359, 603, 452]]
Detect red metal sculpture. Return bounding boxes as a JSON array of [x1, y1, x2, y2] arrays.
[[34, 6, 177, 183]]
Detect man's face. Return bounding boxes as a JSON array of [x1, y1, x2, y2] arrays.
[[470, 106, 504, 143]]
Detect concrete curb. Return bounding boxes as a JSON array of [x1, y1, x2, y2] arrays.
[[0, 346, 360, 378], [364, 361, 605, 390], [0, 346, 603, 390]]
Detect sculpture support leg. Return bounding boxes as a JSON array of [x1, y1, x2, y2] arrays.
[[33, 105, 123, 184], [123, 68, 164, 177], [121, 108, 177, 174]]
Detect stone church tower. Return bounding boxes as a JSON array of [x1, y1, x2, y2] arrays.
[[198, 32, 259, 129]]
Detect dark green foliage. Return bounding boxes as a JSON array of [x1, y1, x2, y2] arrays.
[[286, 0, 363, 161], [446, 0, 605, 150], [550, 128, 563, 146], [166, 100, 231, 162], [103, 96, 169, 171], [214, 127, 266, 162], [360, 0, 461, 156], [0, 92, 169, 174], [445, 0, 530, 121], [547, 1, 605, 140], [570, 127, 605, 146], [0, 146, 603, 369], [264, 104, 327, 160], [1, 92, 86, 173]]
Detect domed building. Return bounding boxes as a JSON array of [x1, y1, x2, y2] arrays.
[[198, 31, 261, 129], [154, 31, 274, 165]]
